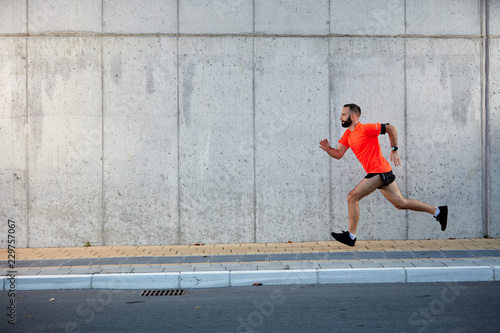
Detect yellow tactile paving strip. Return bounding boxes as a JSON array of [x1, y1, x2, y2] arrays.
[[2, 238, 499, 261]]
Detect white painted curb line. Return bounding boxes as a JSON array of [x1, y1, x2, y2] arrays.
[[405, 266, 494, 283], [3, 266, 499, 291], [318, 268, 406, 284]]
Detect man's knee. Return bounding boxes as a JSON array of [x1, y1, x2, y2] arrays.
[[392, 199, 407, 210], [347, 191, 359, 204]]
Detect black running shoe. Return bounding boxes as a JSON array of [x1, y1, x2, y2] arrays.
[[435, 206, 448, 231], [331, 231, 356, 247]]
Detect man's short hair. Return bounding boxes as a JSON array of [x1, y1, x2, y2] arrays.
[[343, 103, 361, 116]]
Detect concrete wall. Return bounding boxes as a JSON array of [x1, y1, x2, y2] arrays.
[[0, 0, 497, 247]]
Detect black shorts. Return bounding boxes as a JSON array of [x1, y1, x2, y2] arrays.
[[365, 171, 396, 189]]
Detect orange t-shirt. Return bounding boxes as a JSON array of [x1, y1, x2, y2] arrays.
[[338, 123, 392, 174]]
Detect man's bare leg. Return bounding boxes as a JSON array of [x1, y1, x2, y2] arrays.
[[333, 176, 447, 247], [379, 181, 436, 214], [347, 176, 384, 235]]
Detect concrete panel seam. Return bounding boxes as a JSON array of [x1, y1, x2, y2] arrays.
[[252, 0, 255, 34], [100, 34, 104, 246], [404, 37, 409, 239], [25, 35, 29, 247], [101, 0, 104, 33], [0, 33, 487, 39], [252, 36, 257, 243], [176, 17, 181, 245], [404, 0, 407, 35], [328, 0, 331, 34], [328, 37, 333, 233], [481, 0, 491, 236], [25, 0, 28, 33]]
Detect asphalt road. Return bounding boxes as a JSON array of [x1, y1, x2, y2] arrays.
[[2, 282, 499, 332]]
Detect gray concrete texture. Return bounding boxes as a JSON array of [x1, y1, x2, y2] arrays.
[[0, 0, 498, 247]]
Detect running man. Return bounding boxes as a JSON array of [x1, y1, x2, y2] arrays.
[[320, 104, 448, 246]]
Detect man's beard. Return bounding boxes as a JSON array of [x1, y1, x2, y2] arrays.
[[341, 116, 352, 128]]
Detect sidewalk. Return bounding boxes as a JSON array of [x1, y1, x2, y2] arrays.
[[2, 238, 499, 291]]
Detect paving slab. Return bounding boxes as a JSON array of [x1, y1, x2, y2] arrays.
[[1, 239, 499, 290]]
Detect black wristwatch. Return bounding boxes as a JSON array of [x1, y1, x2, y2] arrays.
[[391, 146, 398, 151]]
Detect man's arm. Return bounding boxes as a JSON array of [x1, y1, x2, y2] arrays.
[[385, 124, 398, 147], [319, 139, 348, 160], [385, 124, 401, 166]]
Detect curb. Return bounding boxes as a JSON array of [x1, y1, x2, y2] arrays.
[[3, 266, 499, 291]]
